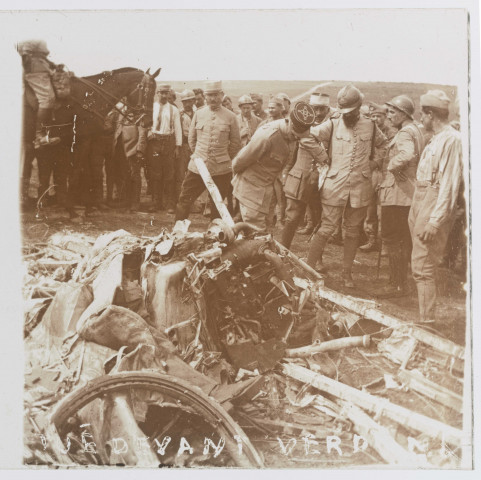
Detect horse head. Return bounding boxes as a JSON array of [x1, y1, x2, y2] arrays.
[[129, 67, 160, 119]]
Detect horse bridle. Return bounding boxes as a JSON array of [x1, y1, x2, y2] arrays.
[[70, 73, 153, 125]]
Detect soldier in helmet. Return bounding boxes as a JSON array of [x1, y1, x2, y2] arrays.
[[359, 103, 399, 252], [232, 102, 316, 232], [373, 95, 426, 298], [296, 92, 339, 237], [306, 84, 387, 288], [277, 93, 291, 117], [250, 93, 268, 121], [237, 95, 262, 148]]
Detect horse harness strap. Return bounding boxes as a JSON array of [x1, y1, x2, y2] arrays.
[[71, 76, 145, 122]]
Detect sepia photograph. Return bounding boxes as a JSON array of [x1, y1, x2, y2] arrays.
[[0, 0, 478, 474]]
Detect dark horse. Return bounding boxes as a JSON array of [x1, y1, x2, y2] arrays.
[[21, 67, 160, 210]]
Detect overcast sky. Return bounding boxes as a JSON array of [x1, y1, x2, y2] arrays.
[[2, 7, 469, 86]]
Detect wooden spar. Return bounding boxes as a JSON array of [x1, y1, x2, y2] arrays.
[[282, 363, 464, 446], [315, 284, 465, 362], [285, 335, 370, 358], [397, 369, 463, 413], [274, 239, 324, 281], [337, 400, 431, 467], [193, 157, 235, 228]]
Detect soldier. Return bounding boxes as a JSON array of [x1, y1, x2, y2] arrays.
[[175, 80, 241, 221], [280, 133, 328, 248], [176, 89, 196, 205], [250, 93, 268, 121], [359, 103, 399, 251], [297, 93, 339, 236], [222, 95, 235, 112], [232, 102, 316, 232], [237, 95, 262, 148], [193, 88, 205, 110], [112, 110, 148, 212], [17, 40, 61, 148], [374, 95, 425, 298], [306, 84, 387, 288], [277, 93, 291, 117], [260, 96, 285, 126], [409, 90, 463, 323], [148, 84, 183, 213]]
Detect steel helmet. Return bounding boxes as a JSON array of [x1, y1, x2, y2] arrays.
[[238, 94, 255, 106], [337, 84, 364, 114], [386, 95, 415, 119]]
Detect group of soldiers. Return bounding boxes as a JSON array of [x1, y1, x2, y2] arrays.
[[20, 42, 464, 325], [110, 79, 463, 325]]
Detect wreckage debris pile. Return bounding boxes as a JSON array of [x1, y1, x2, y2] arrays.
[[23, 224, 465, 468]]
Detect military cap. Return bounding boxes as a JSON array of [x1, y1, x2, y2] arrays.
[[204, 80, 223, 94], [277, 93, 291, 104], [180, 89, 196, 101], [337, 84, 364, 114], [290, 101, 316, 132], [157, 83, 171, 93], [309, 93, 330, 107], [420, 90, 450, 111], [369, 102, 388, 115], [238, 94, 255, 106]]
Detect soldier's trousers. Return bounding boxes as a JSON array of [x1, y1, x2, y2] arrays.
[[318, 201, 367, 240], [239, 203, 268, 233], [381, 205, 412, 287], [175, 142, 191, 204], [148, 135, 176, 209], [36, 144, 71, 208], [409, 184, 455, 322], [69, 135, 105, 207], [175, 170, 232, 221], [364, 192, 379, 238]]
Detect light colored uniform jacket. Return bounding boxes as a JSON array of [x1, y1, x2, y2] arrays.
[[188, 105, 241, 176], [413, 125, 463, 229], [378, 122, 425, 207], [283, 136, 329, 202], [310, 116, 387, 207], [232, 120, 292, 214]]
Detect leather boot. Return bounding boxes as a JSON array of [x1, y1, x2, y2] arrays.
[[306, 232, 328, 270], [373, 244, 408, 298], [416, 281, 437, 323], [280, 220, 299, 249], [342, 236, 359, 288], [359, 234, 379, 252], [298, 223, 314, 236]]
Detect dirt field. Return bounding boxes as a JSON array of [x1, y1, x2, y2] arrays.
[[21, 192, 467, 349]]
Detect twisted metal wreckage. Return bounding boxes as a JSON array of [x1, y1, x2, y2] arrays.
[[23, 160, 467, 468]]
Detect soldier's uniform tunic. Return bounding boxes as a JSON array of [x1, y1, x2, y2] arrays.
[[310, 115, 386, 239], [232, 120, 292, 231], [175, 104, 241, 221], [408, 125, 463, 322]]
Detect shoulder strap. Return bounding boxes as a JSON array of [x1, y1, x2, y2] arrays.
[[327, 118, 334, 162], [169, 104, 174, 131], [370, 120, 376, 160]]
